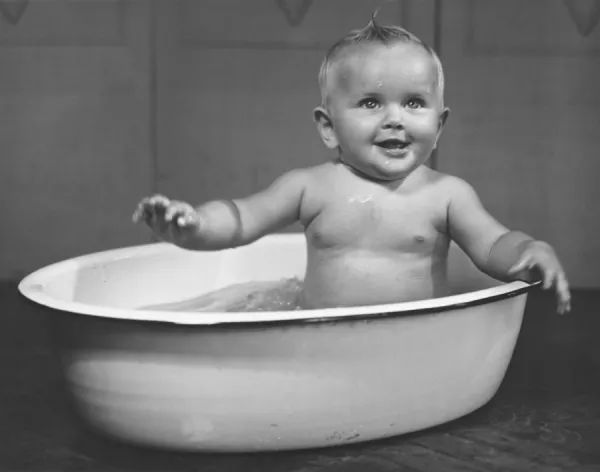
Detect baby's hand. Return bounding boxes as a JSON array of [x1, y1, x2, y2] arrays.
[[509, 241, 571, 315], [132, 194, 200, 245]]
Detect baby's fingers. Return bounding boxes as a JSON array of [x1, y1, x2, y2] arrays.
[[556, 272, 571, 315], [166, 211, 200, 243], [132, 197, 156, 223], [132, 194, 171, 226], [176, 213, 198, 228], [132, 201, 146, 223], [164, 203, 198, 226], [541, 267, 555, 290], [148, 194, 170, 210], [164, 203, 183, 223], [509, 255, 533, 275], [558, 297, 571, 316]]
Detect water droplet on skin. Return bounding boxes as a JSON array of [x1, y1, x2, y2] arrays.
[[348, 195, 373, 204]]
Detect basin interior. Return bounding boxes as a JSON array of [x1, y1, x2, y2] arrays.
[[26, 235, 507, 314]]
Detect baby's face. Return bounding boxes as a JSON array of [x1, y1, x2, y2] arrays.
[[325, 42, 447, 181]]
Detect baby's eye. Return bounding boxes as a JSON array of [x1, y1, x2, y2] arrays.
[[406, 98, 425, 109], [358, 98, 380, 109]]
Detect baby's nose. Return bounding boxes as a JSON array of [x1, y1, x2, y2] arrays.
[[382, 104, 404, 129]]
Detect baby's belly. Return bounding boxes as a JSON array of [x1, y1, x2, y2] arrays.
[[301, 250, 448, 309]]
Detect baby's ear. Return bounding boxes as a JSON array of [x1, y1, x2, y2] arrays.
[[313, 106, 339, 150], [435, 107, 451, 148], [439, 107, 450, 129]]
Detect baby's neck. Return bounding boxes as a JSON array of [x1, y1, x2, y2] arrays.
[[334, 157, 421, 191]]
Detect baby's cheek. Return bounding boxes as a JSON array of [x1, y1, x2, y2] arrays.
[[410, 118, 440, 143], [341, 119, 370, 135]]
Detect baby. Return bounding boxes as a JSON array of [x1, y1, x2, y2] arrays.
[[133, 19, 571, 314]]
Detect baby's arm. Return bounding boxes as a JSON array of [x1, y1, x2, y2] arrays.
[[445, 178, 516, 279], [134, 169, 308, 251], [222, 168, 308, 246], [446, 177, 570, 313], [447, 178, 533, 281]]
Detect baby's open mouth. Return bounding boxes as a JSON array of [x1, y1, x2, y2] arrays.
[[376, 139, 409, 150]]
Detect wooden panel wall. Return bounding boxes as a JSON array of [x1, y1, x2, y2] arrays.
[[438, 0, 600, 287], [0, 0, 153, 279], [2, 0, 598, 288]]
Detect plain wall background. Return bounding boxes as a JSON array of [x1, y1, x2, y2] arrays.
[[1, 0, 599, 287]]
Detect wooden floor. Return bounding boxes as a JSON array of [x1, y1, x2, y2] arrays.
[[2, 281, 600, 471]]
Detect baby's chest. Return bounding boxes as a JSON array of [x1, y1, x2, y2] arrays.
[[305, 197, 443, 252]]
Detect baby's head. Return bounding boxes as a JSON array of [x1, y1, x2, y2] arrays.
[[314, 17, 449, 182], [318, 19, 445, 108]]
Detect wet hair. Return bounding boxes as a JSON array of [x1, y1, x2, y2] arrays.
[[318, 14, 445, 107]]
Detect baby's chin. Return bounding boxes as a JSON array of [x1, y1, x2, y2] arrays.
[[338, 155, 420, 182], [366, 160, 419, 182], [356, 165, 412, 183]]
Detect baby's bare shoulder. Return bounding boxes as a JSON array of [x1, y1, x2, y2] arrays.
[[424, 170, 477, 201], [282, 163, 331, 182], [287, 162, 339, 191], [268, 164, 326, 194], [272, 163, 334, 207]]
